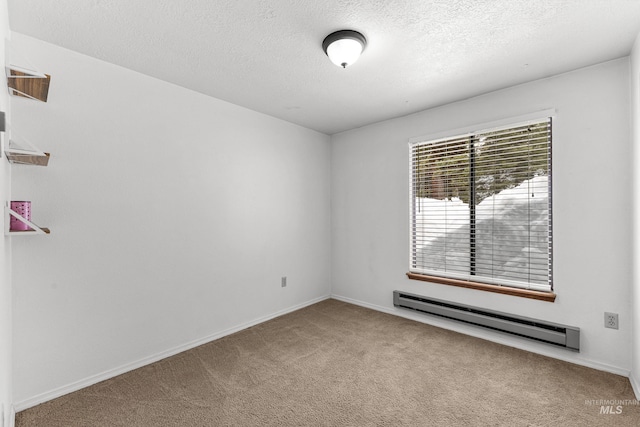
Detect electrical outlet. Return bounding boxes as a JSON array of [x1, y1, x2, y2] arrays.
[[281, 276, 287, 288], [604, 312, 618, 330]]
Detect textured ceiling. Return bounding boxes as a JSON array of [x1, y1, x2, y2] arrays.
[[7, 0, 640, 134]]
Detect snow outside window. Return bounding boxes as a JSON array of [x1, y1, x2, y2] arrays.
[[409, 118, 552, 292]]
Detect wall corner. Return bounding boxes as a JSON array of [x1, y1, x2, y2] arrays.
[[630, 29, 640, 401]]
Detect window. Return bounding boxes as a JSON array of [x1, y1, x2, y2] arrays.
[[409, 117, 553, 296]]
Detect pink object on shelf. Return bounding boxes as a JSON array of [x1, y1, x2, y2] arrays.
[[10, 201, 32, 231]]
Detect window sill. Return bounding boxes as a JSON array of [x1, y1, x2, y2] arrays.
[[406, 272, 556, 303]]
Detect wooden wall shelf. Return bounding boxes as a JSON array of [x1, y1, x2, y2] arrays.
[[4, 149, 50, 166], [6, 227, 51, 235], [6, 66, 51, 102]]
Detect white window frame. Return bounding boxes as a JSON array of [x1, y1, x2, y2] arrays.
[[408, 110, 555, 294]]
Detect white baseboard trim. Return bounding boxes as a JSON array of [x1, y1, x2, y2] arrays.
[[630, 371, 640, 400], [14, 294, 331, 412], [331, 293, 631, 378]]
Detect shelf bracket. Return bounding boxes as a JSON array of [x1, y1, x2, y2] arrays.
[[5, 202, 50, 235]]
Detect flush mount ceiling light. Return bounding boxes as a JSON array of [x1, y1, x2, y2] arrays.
[[322, 30, 367, 68]]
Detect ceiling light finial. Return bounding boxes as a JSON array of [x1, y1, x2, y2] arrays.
[[322, 30, 367, 68]]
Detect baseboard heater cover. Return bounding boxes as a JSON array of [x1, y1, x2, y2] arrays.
[[393, 290, 579, 351]]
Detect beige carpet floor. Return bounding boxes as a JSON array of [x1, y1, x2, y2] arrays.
[[16, 299, 640, 426]]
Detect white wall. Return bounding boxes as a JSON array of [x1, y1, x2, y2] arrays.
[[631, 33, 640, 397], [0, 0, 13, 424], [332, 58, 634, 374], [10, 33, 331, 407]]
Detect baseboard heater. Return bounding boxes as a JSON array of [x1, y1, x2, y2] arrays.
[[393, 290, 580, 351]]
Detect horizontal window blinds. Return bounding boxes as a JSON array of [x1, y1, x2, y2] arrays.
[[410, 118, 552, 292]]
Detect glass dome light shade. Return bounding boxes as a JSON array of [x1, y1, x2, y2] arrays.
[[322, 30, 367, 68]]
